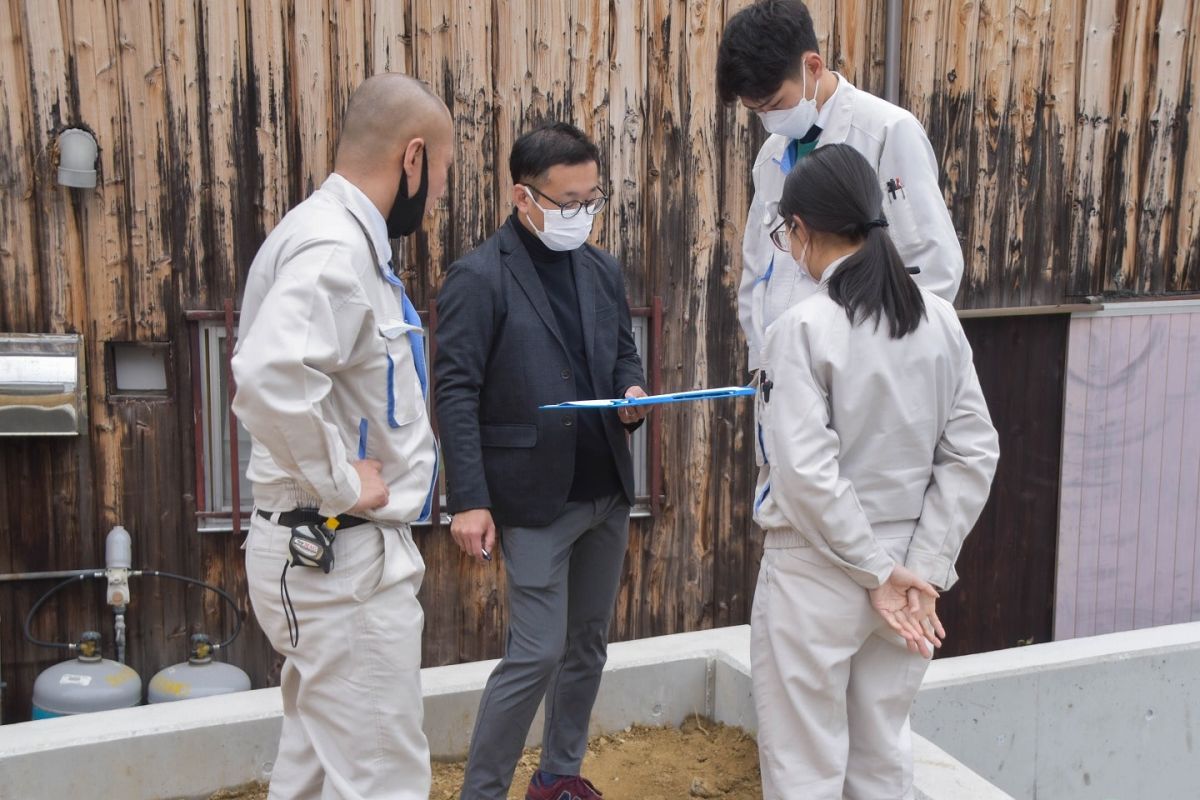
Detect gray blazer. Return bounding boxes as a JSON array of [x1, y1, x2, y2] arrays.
[[433, 219, 646, 527]]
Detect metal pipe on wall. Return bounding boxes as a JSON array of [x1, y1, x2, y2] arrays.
[[0, 569, 101, 583], [884, 0, 902, 104]]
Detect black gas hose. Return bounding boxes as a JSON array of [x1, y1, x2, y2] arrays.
[[21, 569, 244, 651]]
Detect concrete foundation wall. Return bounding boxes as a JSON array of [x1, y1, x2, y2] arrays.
[[913, 621, 1200, 799], [0, 626, 1007, 800]]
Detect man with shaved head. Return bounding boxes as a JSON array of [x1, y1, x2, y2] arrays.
[[232, 73, 452, 800]]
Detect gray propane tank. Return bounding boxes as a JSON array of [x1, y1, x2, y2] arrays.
[[148, 634, 250, 703], [31, 632, 141, 719]]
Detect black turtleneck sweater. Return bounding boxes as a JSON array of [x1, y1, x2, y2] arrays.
[[510, 211, 623, 502]]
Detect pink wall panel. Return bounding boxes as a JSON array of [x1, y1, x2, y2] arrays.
[[1055, 305, 1200, 640]]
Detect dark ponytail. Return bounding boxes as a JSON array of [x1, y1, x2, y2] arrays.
[[777, 143, 926, 338]]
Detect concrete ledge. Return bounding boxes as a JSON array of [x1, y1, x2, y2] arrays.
[[913, 621, 1200, 799], [923, 620, 1200, 688], [421, 624, 753, 758], [0, 688, 284, 799], [911, 736, 1014, 800], [0, 625, 1004, 800]]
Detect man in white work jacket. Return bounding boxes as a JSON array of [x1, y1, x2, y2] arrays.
[[717, 0, 964, 372], [232, 74, 452, 800]]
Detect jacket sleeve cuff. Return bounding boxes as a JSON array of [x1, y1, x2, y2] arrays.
[[748, 350, 763, 373], [905, 549, 959, 591], [846, 550, 896, 590], [447, 490, 492, 516], [317, 464, 363, 518]]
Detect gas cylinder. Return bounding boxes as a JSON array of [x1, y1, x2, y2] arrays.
[[148, 634, 250, 703], [31, 632, 141, 719]]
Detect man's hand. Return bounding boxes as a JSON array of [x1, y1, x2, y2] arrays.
[[451, 508, 496, 563], [869, 564, 939, 658], [907, 586, 946, 649], [348, 459, 389, 514], [619, 386, 649, 424]]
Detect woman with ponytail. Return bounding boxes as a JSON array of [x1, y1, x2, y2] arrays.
[[750, 143, 999, 799]]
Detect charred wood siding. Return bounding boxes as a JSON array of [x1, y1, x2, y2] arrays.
[[0, 0, 1194, 722], [904, 0, 1200, 304]]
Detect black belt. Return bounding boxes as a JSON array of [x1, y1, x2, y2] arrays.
[[257, 509, 371, 529]]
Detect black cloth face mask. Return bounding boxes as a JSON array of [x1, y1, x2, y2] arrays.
[[386, 149, 429, 238]]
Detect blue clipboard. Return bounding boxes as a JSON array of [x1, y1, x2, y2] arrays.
[[540, 385, 755, 411]]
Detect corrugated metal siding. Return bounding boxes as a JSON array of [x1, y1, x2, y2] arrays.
[[1057, 303, 1200, 639]]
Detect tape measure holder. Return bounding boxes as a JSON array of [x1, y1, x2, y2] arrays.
[[287, 517, 340, 573], [280, 517, 341, 647]]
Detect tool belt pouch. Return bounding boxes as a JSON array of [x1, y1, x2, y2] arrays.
[[287, 522, 337, 573]]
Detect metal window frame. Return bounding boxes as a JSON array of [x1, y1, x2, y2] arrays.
[[103, 340, 173, 401], [186, 306, 246, 533]]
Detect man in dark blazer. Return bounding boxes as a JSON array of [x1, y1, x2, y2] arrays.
[[434, 122, 647, 800]]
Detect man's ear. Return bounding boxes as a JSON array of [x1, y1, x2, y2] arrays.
[[512, 183, 530, 212], [402, 137, 426, 180], [804, 51, 826, 80]]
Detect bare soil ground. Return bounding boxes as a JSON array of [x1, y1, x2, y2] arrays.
[[210, 716, 761, 800]]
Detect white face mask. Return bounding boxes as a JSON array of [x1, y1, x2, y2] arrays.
[[756, 68, 818, 140], [789, 227, 819, 283], [524, 188, 594, 252]]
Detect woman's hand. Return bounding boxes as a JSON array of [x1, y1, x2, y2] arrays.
[[908, 587, 947, 650], [869, 564, 939, 658]]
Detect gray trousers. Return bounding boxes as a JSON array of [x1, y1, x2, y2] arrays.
[[461, 494, 631, 800]]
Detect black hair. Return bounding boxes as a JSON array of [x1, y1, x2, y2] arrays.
[[509, 122, 600, 185], [778, 143, 927, 338], [716, 0, 818, 104]]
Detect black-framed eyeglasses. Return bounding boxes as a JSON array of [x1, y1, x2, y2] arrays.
[[770, 219, 793, 252], [526, 184, 609, 218]]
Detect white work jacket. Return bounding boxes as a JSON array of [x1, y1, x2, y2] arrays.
[[752, 257, 999, 590], [739, 75, 965, 371], [232, 173, 437, 525]]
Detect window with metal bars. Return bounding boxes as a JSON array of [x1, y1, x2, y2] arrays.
[[187, 299, 663, 533]]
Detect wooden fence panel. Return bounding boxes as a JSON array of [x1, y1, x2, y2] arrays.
[[938, 315, 1067, 655]]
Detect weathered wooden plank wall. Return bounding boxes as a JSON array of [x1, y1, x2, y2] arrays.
[[0, 0, 1196, 723], [905, 0, 1200, 305], [1056, 304, 1200, 640]]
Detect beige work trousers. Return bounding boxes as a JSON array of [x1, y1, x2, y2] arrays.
[[752, 543, 931, 800], [245, 515, 430, 800]]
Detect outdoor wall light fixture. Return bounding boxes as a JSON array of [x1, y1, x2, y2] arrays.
[[56, 127, 98, 188]]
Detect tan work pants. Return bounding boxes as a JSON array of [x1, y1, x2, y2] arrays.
[[752, 543, 931, 800], [245, 515, 430, 800]]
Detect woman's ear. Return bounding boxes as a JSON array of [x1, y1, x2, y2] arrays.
[[790, 215, 809, 248]]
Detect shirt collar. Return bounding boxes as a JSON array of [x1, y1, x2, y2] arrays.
[[817, 252, 853, 287], [323, 172, 394, 275], [816, 72, 844, 131]]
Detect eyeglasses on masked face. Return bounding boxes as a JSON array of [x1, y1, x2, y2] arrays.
[[770, 218, 794, 252], [525, 184, 609, 218]]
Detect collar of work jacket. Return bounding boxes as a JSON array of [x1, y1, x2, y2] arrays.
[[325, 172, 400, 282], [815, 253, 852, 288]]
